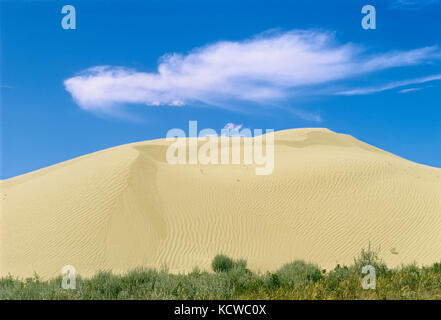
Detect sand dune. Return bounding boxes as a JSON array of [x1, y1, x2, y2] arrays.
[[1, 128, 441, 279]]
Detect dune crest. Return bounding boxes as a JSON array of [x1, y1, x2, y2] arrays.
[[1, 128, 441, 278]]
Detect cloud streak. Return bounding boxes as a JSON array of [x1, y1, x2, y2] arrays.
[[64, 30, 441, 113], [399, 87, 423, 93], [336, 74, 441, 95], [391, 0, 440, 9]]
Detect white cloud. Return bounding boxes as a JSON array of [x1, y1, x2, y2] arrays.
[[399, 87, 423, 93], [336, 74, 441, 95], [198, 123, 245, 137], [64, 30, 441, 112], [223, 123, 243, 131], [391, 0, 440, 9], [221, 123, 245, 137]]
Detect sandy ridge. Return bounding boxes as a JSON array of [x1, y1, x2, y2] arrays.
[[1, 128, 441, 278]]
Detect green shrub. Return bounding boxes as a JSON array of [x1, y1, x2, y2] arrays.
[[276, 260, 323, 287], [328, 264, 351, 281], [351, 246, 389, 276], [211, 255, 248, 273], [234, 259, 248, 271], [264, 273, 281, 288], [3, 250, 441, 300], [212, 254, 235, 273], [431, 262, 441, 273]]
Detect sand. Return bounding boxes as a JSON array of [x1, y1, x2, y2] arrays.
[[1, 128, 441, 279]]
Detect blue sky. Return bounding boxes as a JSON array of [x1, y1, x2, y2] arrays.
[[1, 0, 441, 179]]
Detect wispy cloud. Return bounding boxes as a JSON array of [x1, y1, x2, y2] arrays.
[[222, 123, 245, 136], [64, 30, 441, 114], [391, 0, 440, 9], [199, 123, 245, 137], [336, 74, 441, 95], [223, 123, 243, 132], [399, 87, 423, 93]]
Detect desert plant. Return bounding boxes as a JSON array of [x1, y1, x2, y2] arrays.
[[276, 260, 323, 287], [351, 245, 388, 276], [3, 250, 441, 300], [212, 254, 235, 273]]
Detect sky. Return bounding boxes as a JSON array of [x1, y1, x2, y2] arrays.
[[1, 0, 441, 179]]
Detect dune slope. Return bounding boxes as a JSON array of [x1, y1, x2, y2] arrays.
[[1, 128, 441, 278]]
